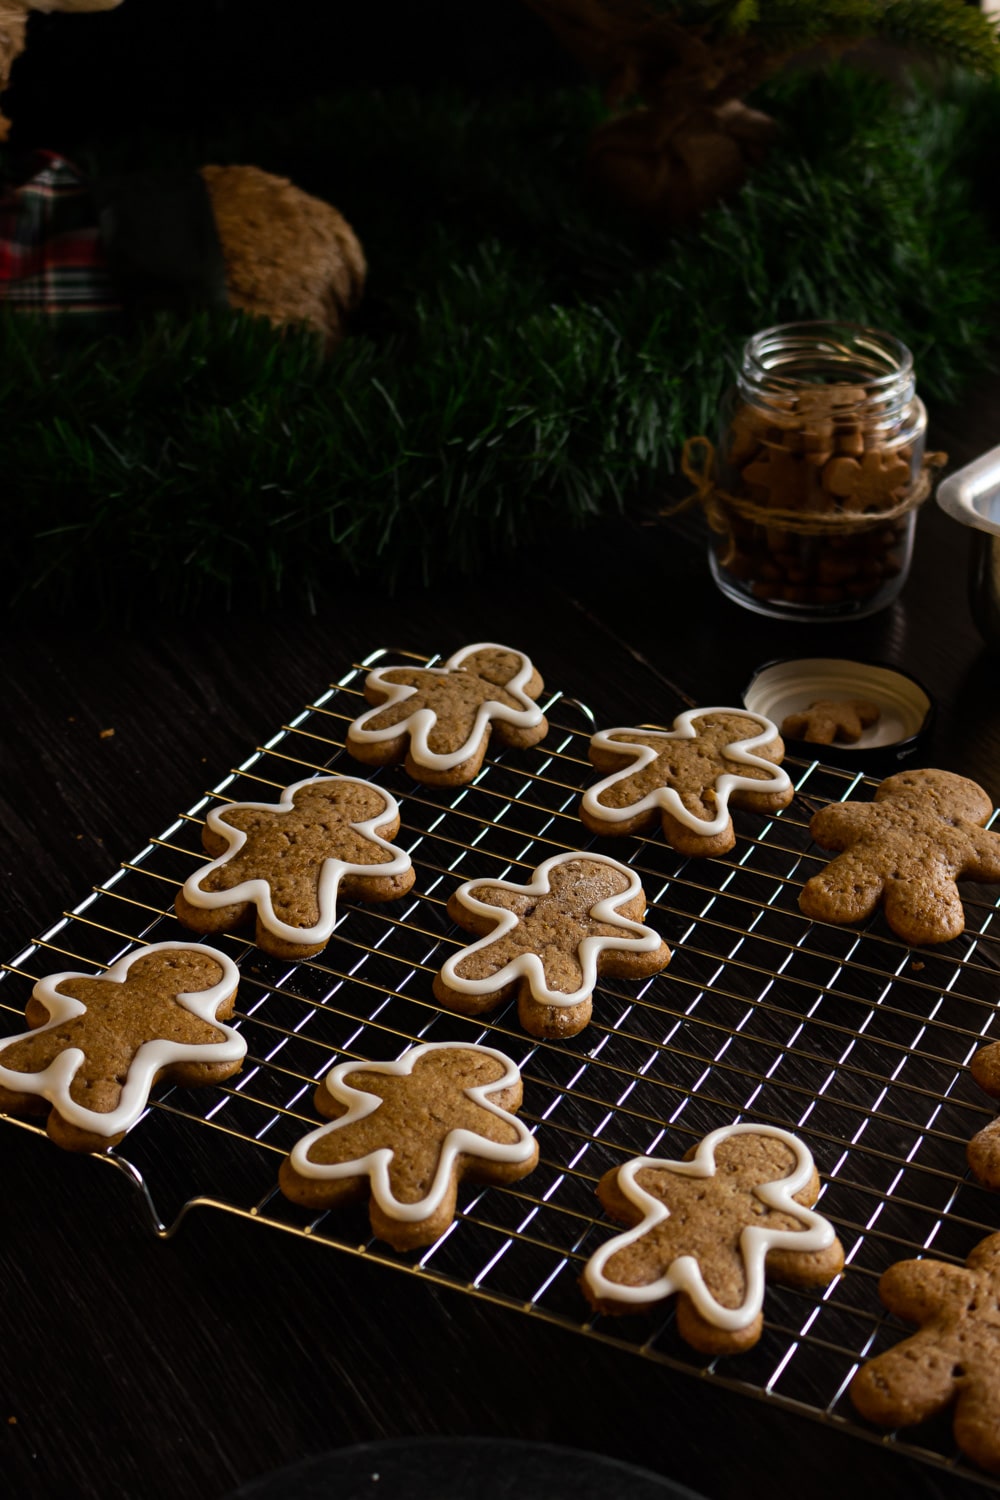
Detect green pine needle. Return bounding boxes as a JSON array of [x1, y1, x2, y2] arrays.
[[4, 67, 1000, 617]]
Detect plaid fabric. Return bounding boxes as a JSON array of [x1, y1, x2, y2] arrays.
[[0, 150, 121, 321]]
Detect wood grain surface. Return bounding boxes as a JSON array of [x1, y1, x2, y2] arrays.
[[0, 384, 998, 1500]]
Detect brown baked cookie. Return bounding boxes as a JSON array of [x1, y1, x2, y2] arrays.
[[0, 942, 245, 1152], [580, 1123, 843, 1354], [278, 1041, 539, 1249], [175, 774, 415, 959], [345, 642, 548, 787], [850, 1233, 1000, 1474], [780, 698, 880, 746], [432, 852, 671, 1039], [799, 768, 1000, 945], [967, 1040, 1000, 1189], [581, 707, 793, 856]]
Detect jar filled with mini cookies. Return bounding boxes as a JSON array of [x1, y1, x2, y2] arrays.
[[708, 321, 934, 620]]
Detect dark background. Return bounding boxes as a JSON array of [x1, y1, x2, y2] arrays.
[[6, 1, 576, 151]]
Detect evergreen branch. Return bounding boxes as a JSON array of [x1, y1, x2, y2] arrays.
[[4, 69, 1000, 617], [646, 0, 1000, 69], [876, 1, 1000, 75]]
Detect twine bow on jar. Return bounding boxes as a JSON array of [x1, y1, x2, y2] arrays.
[[671, 434, 947, 570], [665, 321, 947, 620]]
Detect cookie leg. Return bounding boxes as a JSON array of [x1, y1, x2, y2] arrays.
[[882, 875, 966, 945], [799, 852, 884, 926], [517, 987, 591, 1039], [954, 1376, 1000, 1475], [850, 1337, 957, 1428]]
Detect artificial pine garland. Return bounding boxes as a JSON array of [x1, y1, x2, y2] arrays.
[[5, 67, 1000, 617]]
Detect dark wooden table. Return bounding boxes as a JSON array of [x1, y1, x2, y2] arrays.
[[1, 382, 999, 1500]]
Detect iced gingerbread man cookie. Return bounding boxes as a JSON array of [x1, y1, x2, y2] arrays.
[[433, 852, 670, 1038], [967, 1040, 1000, 1190], [278, 1041, 538, 1249], [175, 775, 415, 959], [345, 642, 548, 787], [851, 1233, 1000, 1475], [799, 768, 1000, 945], [0, 942, 245, 1152], [581, 1123, 843, 1354], [581, 708, 793, 856]]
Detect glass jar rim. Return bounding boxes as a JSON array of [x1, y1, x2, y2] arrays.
[[741, 319, 914, 393]]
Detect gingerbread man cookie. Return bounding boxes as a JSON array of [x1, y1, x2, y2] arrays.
[[278, 1041, 538, 1249], [851, 1233, 1000, 1474], [799, 768, 1000, 945], [967, 1040, 1000, 1190], [0, 942, 245, 1152], [780, 698, 880, 746], [581, 1123, 843, 1354], [433, 852, 671, 1038], [175, 775, 415, 959], [822, 447, 911, 512], [581, 708, 794, 856], [345, 643, 548, 787]]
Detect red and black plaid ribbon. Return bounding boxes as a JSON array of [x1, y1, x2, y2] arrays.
[[0, 149, 121, 321]]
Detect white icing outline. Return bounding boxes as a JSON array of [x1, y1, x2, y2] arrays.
[[582, 707, 792, 838], [348, 642, 545, 772], [582, 1122, 837, 1328], [180, 775, 412, 947], [287, 1040, 537, 1221], [439, 851, 665, 1009], [0, 941, 245, 1140]]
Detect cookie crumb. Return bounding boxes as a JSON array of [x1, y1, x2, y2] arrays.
[[99, 727, 115, 739]]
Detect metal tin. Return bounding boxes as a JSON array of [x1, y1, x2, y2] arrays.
[[743, 657, 934, 772], [936, 444, 1000, 651]]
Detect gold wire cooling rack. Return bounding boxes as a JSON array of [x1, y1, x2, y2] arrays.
[[3, 648, 1000, 1485]]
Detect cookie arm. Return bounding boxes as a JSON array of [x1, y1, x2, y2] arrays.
[[807, 802, 875, 851], [954, 1380, 1000, 1477], [878, 1259, 973, 1323], [966, 824, 1000, 882]]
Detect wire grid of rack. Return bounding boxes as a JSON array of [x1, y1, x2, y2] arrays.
[[3, 647, 1000, 1485]]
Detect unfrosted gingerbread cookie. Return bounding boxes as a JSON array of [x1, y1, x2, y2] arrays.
[[799, 768, 1000, 945], [175, 775, 415, 959], [967, 1040, 1000, 1189], [0, 942, 245, 1152], [780, 698, 880, 746], [345, 643, 548, 787], [581, 1123, 843, 1354], [581, 708, 793, 856], [278, 1040, 538, 1249], [433, 851, 670, 1038], [850, 1233, 1000, 1474]]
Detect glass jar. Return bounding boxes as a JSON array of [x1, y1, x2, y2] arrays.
[[710, 321, 928, 621]]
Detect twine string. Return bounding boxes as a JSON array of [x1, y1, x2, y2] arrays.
[[665, 436, 947, 562]]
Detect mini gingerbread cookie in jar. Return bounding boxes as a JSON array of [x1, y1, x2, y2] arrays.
[[698, 321, 943, 620]]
